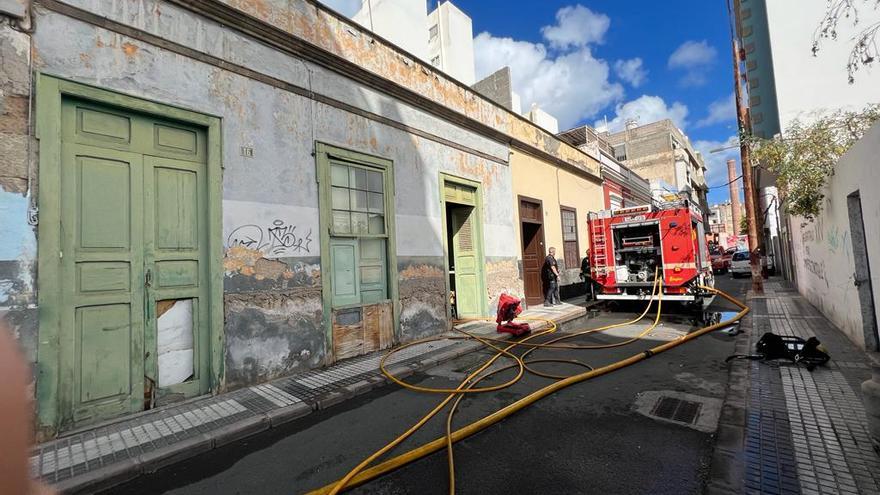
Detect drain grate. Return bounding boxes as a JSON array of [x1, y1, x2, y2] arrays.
[[651, 396, 702, 424]]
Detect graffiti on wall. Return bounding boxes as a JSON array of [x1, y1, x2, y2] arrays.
[[226, 220, 313, 256], [826, 226, 844, 253], [804, 258, 826, 282]]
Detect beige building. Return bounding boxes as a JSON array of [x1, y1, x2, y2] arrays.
[[601, 119, 709, 222], [509, 150, 604, 306]]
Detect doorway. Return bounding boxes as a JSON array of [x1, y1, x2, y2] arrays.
[[441, 176, 486, 319], [847, 191, 879, 351], [37, 76, 223, 434], [519, 197, 545, 306]]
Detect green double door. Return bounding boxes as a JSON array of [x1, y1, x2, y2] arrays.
[[58, 99, 211, 427]]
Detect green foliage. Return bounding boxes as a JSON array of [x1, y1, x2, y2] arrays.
[[739, 215, 748, 235], [749, 105, 880, 219]]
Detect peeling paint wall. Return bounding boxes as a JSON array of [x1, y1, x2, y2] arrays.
[[397, 258, 446, 342], [0, 18, 38, 365], [11, 0, 614, 437], [789, 122, 880, 350], [28, 0, 523, 393], [215, 0, 600, 178]]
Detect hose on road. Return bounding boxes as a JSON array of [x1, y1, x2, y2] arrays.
[[310, 276, 747, 495]]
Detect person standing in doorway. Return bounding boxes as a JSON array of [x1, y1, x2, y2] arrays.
[[543, 247, 561, 306], [580, 249, 594, 302]]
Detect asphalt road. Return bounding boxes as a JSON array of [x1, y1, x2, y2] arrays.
[[108, 275, 750, 495]]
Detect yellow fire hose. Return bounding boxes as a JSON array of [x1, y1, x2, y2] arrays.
[[309, 278, 747, 495]]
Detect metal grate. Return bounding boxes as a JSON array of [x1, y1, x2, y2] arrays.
[[651, 396, 702, 425]]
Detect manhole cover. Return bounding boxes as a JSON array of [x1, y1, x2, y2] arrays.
[[651, 396, 702, 425]]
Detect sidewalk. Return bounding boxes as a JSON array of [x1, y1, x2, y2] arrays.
[[33, 302, 587, 494], [709, 278, 880, 495]]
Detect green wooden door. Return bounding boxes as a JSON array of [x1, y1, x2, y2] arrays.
[[144, 156, 210, 404], [58, 99, 209, 427], [60, 142, 146, 424], [451, 206, 480, 317]]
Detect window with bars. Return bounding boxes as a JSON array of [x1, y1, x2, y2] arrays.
[[560, 207, 579, 269], [327, 158, 390, 306]]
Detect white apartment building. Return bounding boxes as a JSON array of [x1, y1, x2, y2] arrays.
[[427, 1, 476, 85], [352, 0, 476, 85]]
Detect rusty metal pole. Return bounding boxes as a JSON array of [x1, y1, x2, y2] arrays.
[[731, 36, 764, 294]]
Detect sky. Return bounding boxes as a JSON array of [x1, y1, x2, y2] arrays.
[[319, 0, 743, 205]]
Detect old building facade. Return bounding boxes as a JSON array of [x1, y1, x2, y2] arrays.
[[601, 119, 709, 223], [0, 0, 604, 437]]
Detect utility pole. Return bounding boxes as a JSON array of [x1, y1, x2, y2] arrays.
[[731, 35, 764, 294]]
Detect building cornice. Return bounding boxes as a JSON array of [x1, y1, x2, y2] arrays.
[[163, 0, 602, 183]]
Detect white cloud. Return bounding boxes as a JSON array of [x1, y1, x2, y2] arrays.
[[474, 32, 623, 129], [668, 40, 718, 87], [668, 40, 717, 68], [541, 5, 611, 50], [694, 135, 741, 196], [594, 95, 689, 133], [696, 93, 736, 128], [614, 58, 647, 87], [316, 0, 362, 17]]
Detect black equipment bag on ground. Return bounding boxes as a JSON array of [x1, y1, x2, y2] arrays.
[[726, 332, 830, 371]]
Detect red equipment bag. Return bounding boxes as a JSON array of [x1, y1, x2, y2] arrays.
[[496, 293, 531, 336]]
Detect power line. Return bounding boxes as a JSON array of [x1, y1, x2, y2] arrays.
[[708, 174, 742, 190]]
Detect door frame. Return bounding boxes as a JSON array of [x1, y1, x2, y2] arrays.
[[315, 143, 399, 364], [518, 195, 546, 306], [439, 173, 488, 323], [847, 190, 879, 351], [35, 74, 224, 436]]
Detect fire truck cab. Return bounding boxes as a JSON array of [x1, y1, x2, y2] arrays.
[[587, 195, 714, 309]]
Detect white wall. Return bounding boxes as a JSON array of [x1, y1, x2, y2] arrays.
[[525, 105, 559, 134], [765, 0, 880, 132], [789, 122, 880, 349], [353, 0, 429, 61], [426, 1, 476, 85]]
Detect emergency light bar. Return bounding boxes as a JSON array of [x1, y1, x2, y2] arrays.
[[611, 205, 651, 216]]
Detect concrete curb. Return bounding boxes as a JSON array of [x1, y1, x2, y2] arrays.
[[705, 294, 753, 495]]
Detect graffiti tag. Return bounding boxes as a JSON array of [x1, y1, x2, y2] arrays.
[[826, 226, 848, 255], [804, 258, 826, 281], [227, 220, 313, 256]]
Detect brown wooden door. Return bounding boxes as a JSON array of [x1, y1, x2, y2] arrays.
[[519, 198, 545, 306]]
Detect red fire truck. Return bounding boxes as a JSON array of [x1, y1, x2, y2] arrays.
[[587, 195, 715, 309]]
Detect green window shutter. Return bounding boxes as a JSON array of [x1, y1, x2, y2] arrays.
[[359, 238, 387, 304], [330, 238, 360, 306]]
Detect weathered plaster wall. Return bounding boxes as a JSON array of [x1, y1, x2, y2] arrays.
[[214, 0, 600, 178], [32, 0, 517, 387], [510, 149, 604, 300], [624, 151, 678, 190], [0, 19, 38, 364], [397, 258, 446, 342], [789, 122, 880, 350]]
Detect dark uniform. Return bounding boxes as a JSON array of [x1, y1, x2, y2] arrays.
[[580, 255, 594, 301], [543, 253, 561, 306]]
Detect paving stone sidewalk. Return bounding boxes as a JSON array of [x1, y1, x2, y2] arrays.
[[34, 301, 586, 493], [709, 279, 880, 495]]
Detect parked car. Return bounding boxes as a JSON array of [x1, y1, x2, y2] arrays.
[[729, 250, 751, 277], [730, 250, 775, 277]]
